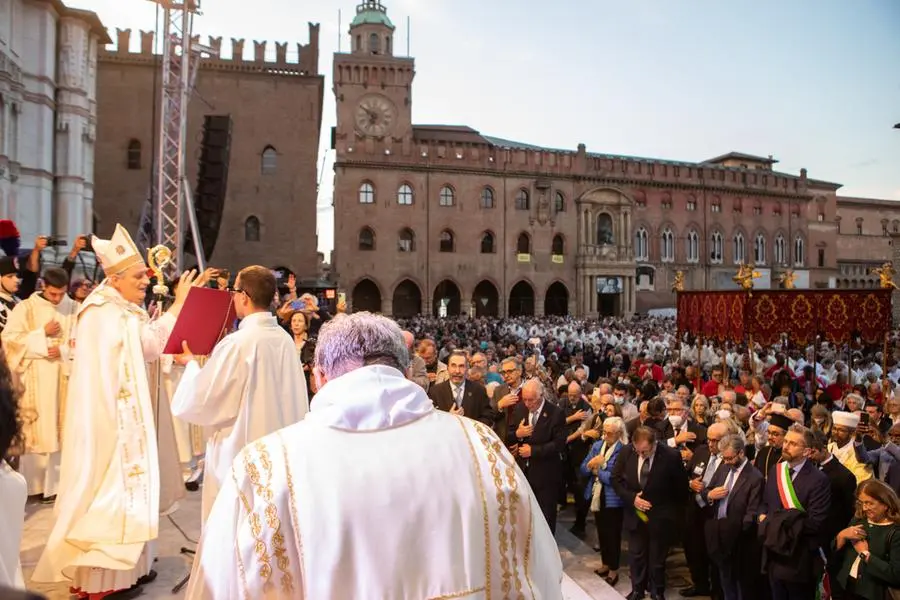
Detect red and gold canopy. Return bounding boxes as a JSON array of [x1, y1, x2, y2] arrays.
[[676, 289, 892, 346]]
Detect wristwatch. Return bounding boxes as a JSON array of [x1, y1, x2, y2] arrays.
[[859, 550, 871, 562]]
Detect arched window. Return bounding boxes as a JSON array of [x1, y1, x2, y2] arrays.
[[754, 233, 766, 264], [553, 191, 565, 213], [517, 232, 531, 254], [398, 228, 415, 252], [355, 34, 361, 52], [261, 146, 277, 174], [794, 236, 805, 267], [774, 234, 786, 265], [439, 229, 455, 252], [686, 229, 699, 263], [480, 231, 495, 254], [358, 182, 375, 204], [385, 36, 392, 55], [551, 234, 564, 255], [127, 139, 141, 170], [515, 189, 530, 210], [711, 231, 723, 263], [733, 232, 745, 264], [480, 187, 495, 209], [397, 184, 413, 205], [439, 185, 455, 207], [369, 32, 380, 54], [635, 227, 648, 261], [358, 227, 375, 251], [596, 213, 614, 245], [244, 216, 260, 242], [660, 228, 674, 262]]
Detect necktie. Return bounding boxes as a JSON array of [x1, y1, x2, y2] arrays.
[[717, 468, 736, 519], [703, 455, 720, 486], [639, 457, 651, 489], [455, 385, 463, 408], [530, 411, 538, 427]]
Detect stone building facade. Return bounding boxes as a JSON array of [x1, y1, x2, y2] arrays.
[[93, 24, 324, 278], [833, 196, 899, 289], [0, 0, 108, 248], [332, 0, 899, 318]]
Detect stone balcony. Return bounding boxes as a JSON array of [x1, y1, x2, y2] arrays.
[[576, 244, 635, 268]]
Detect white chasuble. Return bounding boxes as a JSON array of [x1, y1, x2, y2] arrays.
[[186, 365, 563, 600], [171, 311, 309, 523], [0, 460, 27, 589], [2, 293, 78, 453], [32, 284, 175, 593]]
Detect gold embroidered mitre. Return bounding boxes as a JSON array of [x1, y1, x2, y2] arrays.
[[92, 224, 146, 275]]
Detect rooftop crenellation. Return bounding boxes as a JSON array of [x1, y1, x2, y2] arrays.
[[101, 23, 321, 77]]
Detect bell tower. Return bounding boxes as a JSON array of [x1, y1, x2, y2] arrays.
[[333, 0, 415, 154]]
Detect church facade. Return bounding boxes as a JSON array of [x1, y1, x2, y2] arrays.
[[0, 0, 108, 247], [332, 0, 895, 318]]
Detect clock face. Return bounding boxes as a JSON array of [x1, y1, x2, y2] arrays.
[[354, 94, 396, 137]]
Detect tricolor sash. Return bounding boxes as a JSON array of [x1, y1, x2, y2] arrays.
[[776, 462, 804, 511]]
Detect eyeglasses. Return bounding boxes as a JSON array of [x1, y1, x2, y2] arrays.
[[228, 286, 246, 295]]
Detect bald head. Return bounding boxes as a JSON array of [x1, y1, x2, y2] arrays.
[[786, 408, 805, 424], [401, 331, 414, 351]]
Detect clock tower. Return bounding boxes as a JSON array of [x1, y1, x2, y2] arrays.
[[333, 0, 415, 156]]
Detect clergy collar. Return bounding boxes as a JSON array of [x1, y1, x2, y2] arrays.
[[309, 364, 433, 432], [238, 311, 274, 329]]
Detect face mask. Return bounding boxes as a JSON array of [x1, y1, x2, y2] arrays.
[[668, 414, 684, 428], [813, 417, 825, 426], [614, 395, 625, 405]]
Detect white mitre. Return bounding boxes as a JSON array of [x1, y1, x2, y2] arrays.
[[92, 224, 146, 276]]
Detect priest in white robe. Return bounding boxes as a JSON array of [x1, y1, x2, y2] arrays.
[[2, 267, 78, 500], [32, 225, 197, 597], [186, 312, 563, 600], [172, 265, 309, 523], [0, 349, 27, 589]]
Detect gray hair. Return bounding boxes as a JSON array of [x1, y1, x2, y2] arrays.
[[523, 378, 544, 397], [601, 416, 629, 445], [717, 434, 745, 455], [314, 312, 409, 379]]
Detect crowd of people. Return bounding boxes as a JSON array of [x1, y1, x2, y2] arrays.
[[0, 219, 899, 600]]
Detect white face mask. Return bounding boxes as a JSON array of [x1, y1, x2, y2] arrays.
[[813, 417, 825, 426], [668, 414, 684, 428], [614, 395, 625, 405]]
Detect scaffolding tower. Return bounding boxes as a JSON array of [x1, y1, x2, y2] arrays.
[[138, 0, 212, 274]]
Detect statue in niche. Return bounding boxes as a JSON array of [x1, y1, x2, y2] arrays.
[[596, 213, 614, 246], [536, 190, 550, 225]]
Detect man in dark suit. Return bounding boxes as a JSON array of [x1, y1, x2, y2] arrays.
[[491, 356, 525, 447], [702, 434, 765, 600], [809, 430, 856, 595], [612, 425, 688, 600], [428, 350, 494, 426], [681, 422, 728, 598], [758, 424, 831, 600], [509, 378, 566, 533], [663, 396, 708, 456], [753, 412, 792, 481]]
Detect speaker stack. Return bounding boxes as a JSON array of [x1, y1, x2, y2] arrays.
[[186, 115, 233, 260]]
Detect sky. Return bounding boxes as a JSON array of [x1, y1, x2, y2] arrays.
[[71, 0, 900, 257]]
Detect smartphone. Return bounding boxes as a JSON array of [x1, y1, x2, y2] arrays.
[[859, 413, 870, 426], [338, 292, 346, 304]]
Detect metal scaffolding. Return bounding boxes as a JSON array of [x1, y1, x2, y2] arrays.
[[139, 0, 211, 274]]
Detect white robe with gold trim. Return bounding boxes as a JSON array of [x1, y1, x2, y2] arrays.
[[186, 365, 563, 600], [32, 284, 174, 593], [171, 311, 309, 523], [0, 460, 27, 589], [1, 293, 78, 497]]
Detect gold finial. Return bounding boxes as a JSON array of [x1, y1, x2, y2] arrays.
[[778, 269, 797, 290], [733, 263, 761, 294], [147, 245, 172, 297], [871, 262, 899, 290], [672, 270, 685, 292]]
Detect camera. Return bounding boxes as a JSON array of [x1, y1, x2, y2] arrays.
[[79, 235, 93, 252], [42, 236, 68, 248]]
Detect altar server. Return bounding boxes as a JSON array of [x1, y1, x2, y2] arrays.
[[186, 311, 563, 599], [2, 267, 78, 500], [171, 265, 309, 523], [32, 225, 196, 598]]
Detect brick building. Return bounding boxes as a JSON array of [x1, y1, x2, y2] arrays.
[[333, 0, 900, 318], [93, 24, 324, 278]]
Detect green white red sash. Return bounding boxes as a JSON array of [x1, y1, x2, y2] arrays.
[[776, 462, 804, 511]]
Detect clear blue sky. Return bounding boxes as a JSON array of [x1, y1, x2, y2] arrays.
[[74, 0, 900, 258]]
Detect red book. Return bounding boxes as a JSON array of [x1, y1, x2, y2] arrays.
[[163, 287, 236, 355]]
